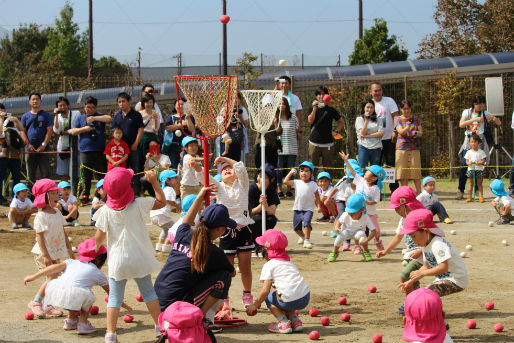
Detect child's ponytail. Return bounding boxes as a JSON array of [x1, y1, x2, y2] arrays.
[[191, 221, 211, 273]]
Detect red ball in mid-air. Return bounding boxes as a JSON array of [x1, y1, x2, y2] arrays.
[[136, 294, 144, 302], [372, 334, 383, 343], [123, 314, 134, 323], [466, 320, 476, 329], [338, 296, 347, 305], [220, 15, 230, 24], [24, 312, 34, 320], [341, 313, 351, 322], [320, 316, 330, 326], [309, 308, 319, 317], [309, 330, 320, 340], [90, 306, 99, 315], [295, 310, 299, 315], [322, 94, 332, 103]]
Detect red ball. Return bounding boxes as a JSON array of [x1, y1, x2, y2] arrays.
[[309, 308, 319, 317], [123, 314, 134, 323], [308, 330, 320, 340], [295, 310, 299, 315], [485, 301, 494, 310], [372, 334, 383, 343], [136, 294, 144, 302], [220, 15, 230, 24], [90, 306, 99, 315], [368, 285, 377, 293], [320, 316, 330, 326], [494, 323, 503, 332], [341, 313, 351, 322], [24, 312, 34, 320], [322, 94, 332, 103], [248, 309, 257, 316], [466, 320, 476, 329], [338, 296, 347, 305], [104, 295, 109, 303]]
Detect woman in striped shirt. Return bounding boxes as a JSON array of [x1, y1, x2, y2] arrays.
[[276, 97, 299, 198]]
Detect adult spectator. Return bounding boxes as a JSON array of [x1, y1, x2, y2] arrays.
[[112, 92, 144, 194], [394, 100, 423, 194], [509, 111, 514, 196], [371, 82, 399, 192], [307, 86, 344, 168], [355, 99, 384, 169], [276, 97, 299, 198], [71, 96, 111, 204], [220, 116, 244, 162], [138, 93, 161, 159], [456, 94, 501, 199], [135, 83, 164, 133], [53, 97, 80, 181], [276, 76, 303, 136], [163, 98, 195, 170], [20, 92, 53, 186], [235, 93, 250, 164]]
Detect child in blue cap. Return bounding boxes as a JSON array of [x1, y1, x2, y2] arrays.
[[339, 151, 385, 253], [9, 182, 37, 229], [490, 179, 514, 224], [57, 181, 80, 227], [180, 136, 204, 199], [90, 179, 106, 226], [417, 176, 452, 224], [316, 171, 337, 223], [284, 161, 321, 249]]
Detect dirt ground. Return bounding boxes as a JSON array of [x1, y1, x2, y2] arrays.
[[0, 179, 513, 343]]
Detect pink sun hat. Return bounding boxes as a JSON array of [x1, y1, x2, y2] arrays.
[[77, 238, 107, 262], [388, 186, 425, 210], [32, 179, 61, 208], [103, 167, 134, 210], [403, 288, 446, 343], [400, 209, 445, 236], [255, 229, 290, 261]]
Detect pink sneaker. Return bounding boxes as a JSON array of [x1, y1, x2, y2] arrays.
[[63, 318, 78, 330], [342, 241, 351, 251], [27, 300, 45, 319], [353, 245, 363, 254], [242, 292, 254, 308], [44, 305, 63, 317], [268, 320, 293, 334], [291, 318, 303, 332], [77, 320, 96, 334], [375, 240, 385, 251]]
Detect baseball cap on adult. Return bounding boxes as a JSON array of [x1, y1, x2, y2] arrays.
[[200, 204, 237, 229], [103, 167, 134, 210], [400, 209, 445, 237]]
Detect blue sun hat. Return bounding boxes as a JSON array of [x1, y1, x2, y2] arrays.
[[181, 136, 198, 148], [180, 194, 197, 218], [345, 159, 363, 179], [422, 176, 436, 186], [345, 193, 366, 213], [489, 179, 508, 197], [214, 173, 222, 182], [96, 179, 104, 189], [299, 161, 314, 172], [57, 181, 71, 189], [366, 165, 386, 191], [317, 171, 331, 180], [159, 170, 178, 189], [13, 183, 29, 196]]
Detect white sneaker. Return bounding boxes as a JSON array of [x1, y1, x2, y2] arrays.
[[155, 324, 162, 337], [161, 244, 171, 253], [155, 243, 162, 251], [297, 237, 305, 245], [303, 240, 313, 249]]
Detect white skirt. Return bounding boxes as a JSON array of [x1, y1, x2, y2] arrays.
[[45, 280, 96, 311]]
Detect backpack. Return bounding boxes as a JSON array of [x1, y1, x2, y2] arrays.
[[4, 121, 24, 149], [158, 301, 215, 343]]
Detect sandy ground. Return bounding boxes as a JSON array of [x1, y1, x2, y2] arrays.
[[0, 181, 513, 343]]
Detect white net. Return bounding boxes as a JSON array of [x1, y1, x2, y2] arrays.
[[174, 75, 238, 139], [241, 90, 282, 134]]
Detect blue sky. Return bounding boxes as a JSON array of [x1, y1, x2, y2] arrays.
[[0, 0, 438, 67]]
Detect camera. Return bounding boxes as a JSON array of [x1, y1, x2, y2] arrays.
[[411, 130, 418, 136], [409, 118, 414, 124], [318, 102, 325, 108], [88, 123, 98, 139]]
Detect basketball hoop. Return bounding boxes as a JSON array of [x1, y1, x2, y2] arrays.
[[241, 90, 282, 236], [175, 75, 238, 204]]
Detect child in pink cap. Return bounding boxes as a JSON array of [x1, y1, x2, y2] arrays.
[[398, 209, 468, 299], [93, 168, 167, 343], [27, 179, 74, 319], [403, 288, 453, 343], [247, 229, 310, 334], [24, 238, 131, 335]]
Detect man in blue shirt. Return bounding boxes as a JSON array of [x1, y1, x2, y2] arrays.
[[112, 92, 144, 195], [71, 96, 112, 204], [20, 92, 53, 186]]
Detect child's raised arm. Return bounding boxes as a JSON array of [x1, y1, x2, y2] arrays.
[[24, 262, 66, 285], [245, 279, 272, 316], [183, 184, 217, 226], [339, 151, 356, 178], [283, 169, 296, 187], [144, 169, 166, 210]]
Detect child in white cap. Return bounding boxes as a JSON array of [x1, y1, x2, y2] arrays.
[[417, 176, 452, 224]]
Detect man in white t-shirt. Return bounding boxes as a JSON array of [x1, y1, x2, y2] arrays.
[[371, 82, 399, 192], [276, 76, 303, 138]]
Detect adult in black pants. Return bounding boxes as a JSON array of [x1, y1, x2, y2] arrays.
[[254, 114, 280, 169], [71, 96, 111, 204], [371, 82, 399, 193], [112, 92, 144, 195]]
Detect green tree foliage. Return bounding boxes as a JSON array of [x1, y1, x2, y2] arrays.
[[349, 18, 408, 65], [43, 1, 87, 70], [232, 52, 262, 89], [94, 56, 123, 69], [417, 0, 514, 58]]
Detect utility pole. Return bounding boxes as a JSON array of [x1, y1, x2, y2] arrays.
[[222, 0, 227, 75], [358, 0, 363, 39], [137, 47, 142, 79], [88, 0, 93, 78], [173, 53, 182, 75]]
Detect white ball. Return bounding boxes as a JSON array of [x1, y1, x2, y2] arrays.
[[72, 247, 77, 253], [502, 240, 508, 246], [465, 244, 473, 251], [358, 236, 367, 244], [402, 260, 408, 267], [450, 230, 456, 235], [279, 59, 286, 66], [488, 221, 494, 227], [460, 251, 467, 258], [175, 130, 182, 137], [322, 231, 328, 236], [68, 237, 72, 243], [401, 249, 407, 255], [290, 168, 297, 175]]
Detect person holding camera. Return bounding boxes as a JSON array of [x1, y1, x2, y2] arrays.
[[393, 100, 423, 194], [71, 96, 112, 204], [163, 98, 195, 170], [307, 86, 344, 169], [355, 99, 384, 169], [53, 97, 80, 181]]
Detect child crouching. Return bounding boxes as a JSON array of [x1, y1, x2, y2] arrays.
[[246, 229, 310, 334], [417, 176, 452, 224], [490, 179, 514, 225]]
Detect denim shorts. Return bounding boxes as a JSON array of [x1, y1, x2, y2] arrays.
[[293, 210, 313, 231], [265, 290, 310, 311]]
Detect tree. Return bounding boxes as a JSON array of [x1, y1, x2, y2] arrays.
[[43, 1, 87, 70], [232, 52, 262, 89], [417, 0, 514, 58], [348, 18, 408, 65]]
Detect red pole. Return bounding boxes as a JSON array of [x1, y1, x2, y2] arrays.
[[203, 137, 210, 206]]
